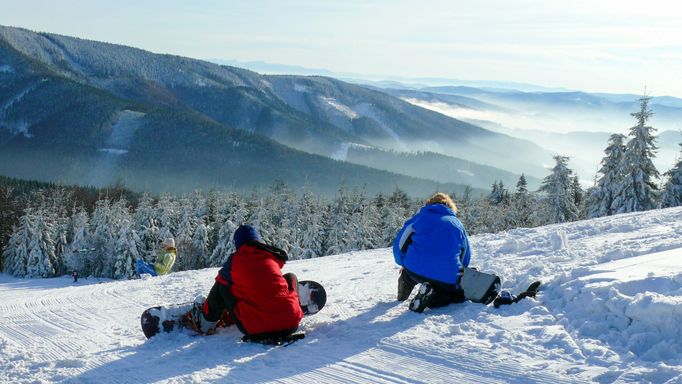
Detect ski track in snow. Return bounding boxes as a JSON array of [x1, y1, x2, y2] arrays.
[[1, 208, 682, 383]]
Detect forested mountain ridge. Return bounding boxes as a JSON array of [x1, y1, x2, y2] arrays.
[[0, 25, 542, 193]]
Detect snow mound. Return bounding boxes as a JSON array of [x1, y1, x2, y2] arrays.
[[553, 248, 682, 363]]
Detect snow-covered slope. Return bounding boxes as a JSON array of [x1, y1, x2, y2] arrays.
[[1, 207, 682, 383]]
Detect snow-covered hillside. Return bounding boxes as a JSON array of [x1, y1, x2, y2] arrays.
[[1, 207, 682, 383]]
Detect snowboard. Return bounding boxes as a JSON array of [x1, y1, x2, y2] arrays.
[[460, 267, 501, 305], [141, 280, 327, 339], [297, 280, 327, 316]]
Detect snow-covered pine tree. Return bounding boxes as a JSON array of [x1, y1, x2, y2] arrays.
[[209, 219, 238, 266], [205, 190, 227, 253], [265, 181, 296, 253], [349, 188, 381, 251], [0, 186, 20, 271], [660, 141, 682, 208], [538, 155, 579, 224], [112, 219, 140, 280], [489, 181, 510, 206], [611, 94, 660, 214], [453, 186, 477, 230], [227, 192, 248, 228], [66, 208, 90, 274], [90, 199, 115, 277], [516, 174, 528, 195], [511, 174, 536, 228], [296, 188, 326, 259], [571, 175, 585, 219], [156, 193, 178, 245], [190, 222, 210, 268], [379, 187, 414, 246], [323, 186, 354, 255], [246, 195, 271, 243], [26, 209, 57, 278], [189, 190, 208, 220], [2, 209, 33, 277], [586, 134, 627, 218], [53, 219, 69, 276], [175, 198, 198, 271], [378, 197, 403, 247], [105, 199, 136, 278], [135, 192, 159, 262]]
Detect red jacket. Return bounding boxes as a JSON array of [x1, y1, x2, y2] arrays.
[[216, 242, 303, 335]]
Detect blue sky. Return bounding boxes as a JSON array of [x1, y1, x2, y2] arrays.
[[2, 0, 681, 96]]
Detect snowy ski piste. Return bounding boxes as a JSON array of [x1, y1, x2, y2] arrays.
[[1, 207, 682, 383]]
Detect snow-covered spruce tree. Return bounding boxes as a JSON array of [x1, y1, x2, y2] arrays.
[[246, 194, 272, 243], [209, 219, 238, 266], [205, 190, 228, 253], [295, 188, 326, 259], [40, 189, 72, 275], [66, 208, 90, 274], [106, 199, 137, 278], [511, 174, 536, 228], [89, 199, 115, 277], [26, 209, 57, 278], [571, 175, 585, 219], [112, 219, 140, 280], [538, 155, 579, 224], [378, 196, 405, 247], [348, 189, 381, 251], [323, 186, 354, 255], [2, 209, 33, 277], [190, 222, 210, 268], [156, 193, 178, 244], [226, 192, 248, 229], [0, 186, 21, 271], [611, 94, 660, 214], [488, 181, 510, 206], [175, 200, 198, 271], [660, 141, 682, 208], [134, 192, 159, 262], [379, 187, 415, 246], [586, 134, 627, 218], [452, 186, 473, 224], [265, 181, 297, 254]]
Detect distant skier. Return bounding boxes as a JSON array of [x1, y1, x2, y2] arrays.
[[72, 270, 79, 283], [135, 238, 177, 277], [185, 225, 303, 342], [393, 192, 471, 313]]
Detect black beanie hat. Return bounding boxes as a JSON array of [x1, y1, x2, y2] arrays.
[[234, 225, 262, 250]]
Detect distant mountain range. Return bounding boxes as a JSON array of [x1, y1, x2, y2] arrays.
[[0, 25, 551, 195], [210, 59, 573, 92], [381, 86, 682, 179]]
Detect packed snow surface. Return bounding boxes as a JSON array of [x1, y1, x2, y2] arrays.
[[1, 207, 682, 383]]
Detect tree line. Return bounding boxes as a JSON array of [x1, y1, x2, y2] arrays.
[[1, 94, 681, 279]]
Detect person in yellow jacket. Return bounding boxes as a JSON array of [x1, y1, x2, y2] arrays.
[[135, 238, 177, 276]]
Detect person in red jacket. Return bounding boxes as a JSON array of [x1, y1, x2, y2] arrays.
[[187, 225, 303, 340]]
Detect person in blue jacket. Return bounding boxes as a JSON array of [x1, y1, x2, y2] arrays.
[[393, 192, 471, 313]]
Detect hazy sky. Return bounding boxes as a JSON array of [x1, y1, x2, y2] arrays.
[[2, 0, 682, 96]]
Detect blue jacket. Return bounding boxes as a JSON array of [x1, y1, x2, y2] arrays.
[[392, 203, 471, 287]]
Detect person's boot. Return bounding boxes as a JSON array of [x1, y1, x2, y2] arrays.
[[493, 290, 515, 308], [409, 283, 435, 313], [513, 281, 542, 302], [397, 269, 417, 301], [184, 296, 219, 335]]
